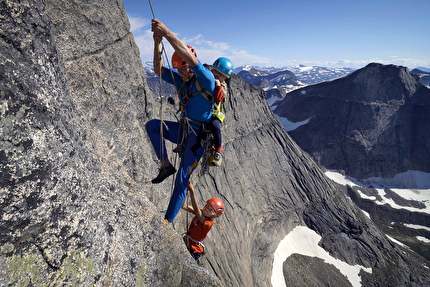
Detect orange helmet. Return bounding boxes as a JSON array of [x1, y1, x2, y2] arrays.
[[172, 45, 197, 69], [206, 197, 225, 218]]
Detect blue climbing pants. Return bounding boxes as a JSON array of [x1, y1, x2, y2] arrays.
[[145, 119, 204, 222]]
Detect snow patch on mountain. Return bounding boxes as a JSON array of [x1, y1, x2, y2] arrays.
[[272, 226, 372, 287], [403, 224, 430, 232], [417, 236, 430, 243], [286, 65, 355, 85], [325, 170, 430, 214], [276, 115, 311, 132]]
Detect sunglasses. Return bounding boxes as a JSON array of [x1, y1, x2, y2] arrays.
[[177, 65, 190, 72]]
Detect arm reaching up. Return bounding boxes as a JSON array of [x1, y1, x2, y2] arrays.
[[187, 182, 206, 224], [153, 32, 164, 77], [151, 19, 198, 67]]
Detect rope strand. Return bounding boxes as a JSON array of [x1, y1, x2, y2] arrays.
[[148, 0, 156, 18], [148, 0, 191, 233]]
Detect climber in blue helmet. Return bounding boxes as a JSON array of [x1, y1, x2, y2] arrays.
[[208, 57, 234, 167]]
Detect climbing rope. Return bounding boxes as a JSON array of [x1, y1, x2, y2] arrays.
[[147, 0, 194, 233]]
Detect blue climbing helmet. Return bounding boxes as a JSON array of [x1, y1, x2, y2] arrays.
[[212, 57, 233, 78]]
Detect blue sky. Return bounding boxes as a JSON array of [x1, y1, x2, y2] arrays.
[[123, 0, 430, 69]]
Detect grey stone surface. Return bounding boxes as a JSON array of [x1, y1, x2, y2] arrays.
[[1, 1, 429, 287], [283, 254, 352, 287], [0, 0, 221, 286]]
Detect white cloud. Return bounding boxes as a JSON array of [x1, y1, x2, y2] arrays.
[[182, 34, 214, 47], [133, 30, 270, 68], [133, 30, 153, 57], [230, 49, 272, 64], [128, 16, 149, 33], [127, 15, 430, 70], [382, 57, 430, 69]]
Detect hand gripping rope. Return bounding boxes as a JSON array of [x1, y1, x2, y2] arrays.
[[147, 0, 192, 232]]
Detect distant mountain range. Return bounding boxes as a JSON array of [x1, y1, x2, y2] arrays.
[[414, 66, 430, 73], [272, 63, 430, 262], [234, 65, 356, 85], [234, 65, 356, 106], [145, 64, 430, 99], [274, 62, 430, 180]]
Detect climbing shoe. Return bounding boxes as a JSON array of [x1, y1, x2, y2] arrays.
[[151, 165, 176, 184], [210, 152, 222, 167]]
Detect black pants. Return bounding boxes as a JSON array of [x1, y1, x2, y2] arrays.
[[209, 117, 222, 149]]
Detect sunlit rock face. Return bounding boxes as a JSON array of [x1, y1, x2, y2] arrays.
[[0, 0, 221, 286], [1, 1, 429, 287]]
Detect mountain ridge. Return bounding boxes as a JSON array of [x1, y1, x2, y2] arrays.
[[1, 1, 429, 286], [411, 68, 430, 88], [273, 63, 430, 261], [234, 65, 356, 85], [274, 62, 430, 180], [145, 65, 356, 98]]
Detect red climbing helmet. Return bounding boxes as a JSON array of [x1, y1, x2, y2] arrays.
[[172, 45, 197, 69], [206, 197, 225, 218]]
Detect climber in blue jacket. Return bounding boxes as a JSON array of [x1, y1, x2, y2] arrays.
[[146, 19, 215, 223]]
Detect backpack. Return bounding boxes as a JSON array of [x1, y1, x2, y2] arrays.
[[212, 83, 227, 122], [177, 76, 214, 107]]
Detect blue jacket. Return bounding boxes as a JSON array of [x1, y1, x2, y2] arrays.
[[162, 61, 215, 124]]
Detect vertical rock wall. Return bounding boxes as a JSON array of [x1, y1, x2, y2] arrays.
[[1, 1, 429, 287], [0, 0, 222, 286]]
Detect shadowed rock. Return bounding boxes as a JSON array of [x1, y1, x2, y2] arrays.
[[1, 1, 429, 287], [274, 63, 430, 179]]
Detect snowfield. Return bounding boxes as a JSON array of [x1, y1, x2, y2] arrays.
[[271, 103, 429, 287], [271, 226, 372, 287], [325, 170, 430, 214], [276, 115, 311, 132], [271, 170, 430, 287]]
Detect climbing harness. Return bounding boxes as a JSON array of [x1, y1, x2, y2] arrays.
[[177, 76, 214, 108], [183, 233, 206, 255], [176, 75, 217, 174]]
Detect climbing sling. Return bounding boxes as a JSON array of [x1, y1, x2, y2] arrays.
[[183, 233, 206, 255], [175, 75, 215, 157], [177, 75, 214, 107]]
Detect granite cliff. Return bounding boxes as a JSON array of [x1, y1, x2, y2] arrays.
[[1, 1, 429, 286], [1, 0, 221, 285]]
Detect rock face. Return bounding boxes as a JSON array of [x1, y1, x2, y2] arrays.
[[0, 0, 221, 286], [1, 2, 430, 287], [283, 254, 352, 287], [412, 68, 430, 88], [274, 63, 430, 179]]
